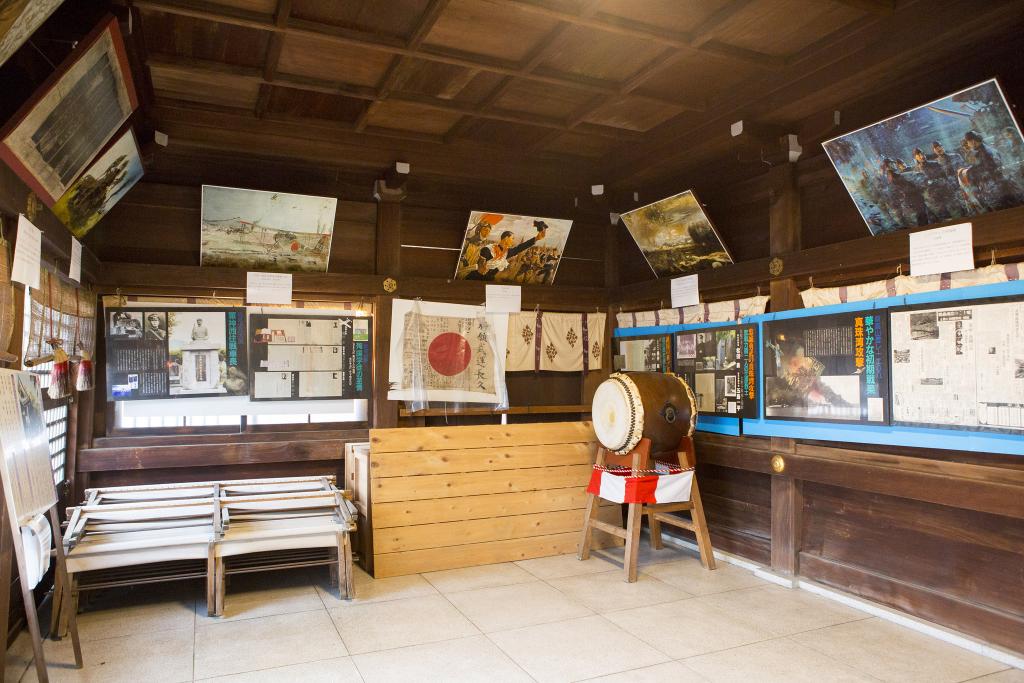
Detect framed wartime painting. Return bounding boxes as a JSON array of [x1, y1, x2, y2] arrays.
[[51, 127, 143, 238], [200, 185, 337, 272], [453, 211, 572, 284], [0, 16, 137, 205], [0, 0, 64, 68], [619, 190, 733, 278], [823, 78, 1024, 235]]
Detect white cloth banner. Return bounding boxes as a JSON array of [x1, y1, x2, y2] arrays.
[[799, 262, 1022, 308], [506, 312, 605, 372], [615, 295, 770, 329]]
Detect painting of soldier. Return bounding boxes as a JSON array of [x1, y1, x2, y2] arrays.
[[824, 79, 1024, 235], [619, 190, 733, 278], [453, 211, 572, 285], [51, 128, 143, 238]]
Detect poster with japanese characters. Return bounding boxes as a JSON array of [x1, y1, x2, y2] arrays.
[[763, 311, 889, 424], [889, 297, 1024, 432], [674, 324, 758, 418], [105, 307, 248, 401], [616, 335, 671, 373], [387, 299, 509, 405], [248, 313, 371, 401]]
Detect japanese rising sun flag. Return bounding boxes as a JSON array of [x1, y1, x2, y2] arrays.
[[387, 299, 509, 405]]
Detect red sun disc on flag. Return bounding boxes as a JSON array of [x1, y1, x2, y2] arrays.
[[428, 332, 472, 376], [291, 241, 300, 251]]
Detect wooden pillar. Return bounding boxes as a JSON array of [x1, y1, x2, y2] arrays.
[[767, 161, 804, 577], [371, 177, 405, 430]]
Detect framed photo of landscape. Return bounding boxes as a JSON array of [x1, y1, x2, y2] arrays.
[[0, 16, 137, 205]]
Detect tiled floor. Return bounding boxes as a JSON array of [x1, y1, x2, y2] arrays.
[[7, 545, 1021, 682]]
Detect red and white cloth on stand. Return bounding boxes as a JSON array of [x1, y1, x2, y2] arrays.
[[586, 464, 694, 505]]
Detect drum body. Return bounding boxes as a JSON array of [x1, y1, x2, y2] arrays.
[[591, 372, 697, 456]]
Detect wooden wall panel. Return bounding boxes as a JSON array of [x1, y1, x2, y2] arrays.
[[368, 421, 620, 577]]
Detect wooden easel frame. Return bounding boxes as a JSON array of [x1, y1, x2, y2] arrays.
[[4, 499, 83, 682], [577, 437, 716, 582]]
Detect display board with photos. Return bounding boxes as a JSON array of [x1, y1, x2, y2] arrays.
[[890, 296, 1024, 433], [763, 310, 889, 424], [0, 370, 56, 523], [248, 313, 372, 401], [616, 335, 672, 373], [105, 307, 248, 401], [673, 324, 758, 418]]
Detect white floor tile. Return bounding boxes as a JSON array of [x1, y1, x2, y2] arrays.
[[682, 636, 876, 682], [22, 627, 193, 683], [316, 567, 437, 607], [791, 618, 1008, 683], [196, 656, 362, 682], [515, 552, 620, 580], [488, 614, 669, 682], [354, 635, 532, 682], [422, 563, 535, 593], [194, 610, 347, 679], [329, 594, 478, 655], [445, 581, 592, 632], [547, 569, 691, 613]]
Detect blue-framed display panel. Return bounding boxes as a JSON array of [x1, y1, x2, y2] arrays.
[[615, 320, 747, 436], [613, 280, 1024, 455]]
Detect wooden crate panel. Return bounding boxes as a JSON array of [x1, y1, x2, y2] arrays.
[[373, 531, 619, 578], [374, 507, 622, 553], [370, 443, 594, 478], [370, 422, 595, 453], [372, 464, 593, 503], [374, 487, 605, 528]]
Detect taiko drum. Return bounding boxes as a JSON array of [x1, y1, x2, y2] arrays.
[[591, 372, 697, 456]]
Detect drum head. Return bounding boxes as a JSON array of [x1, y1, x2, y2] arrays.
[[592, 376, 642, 454]]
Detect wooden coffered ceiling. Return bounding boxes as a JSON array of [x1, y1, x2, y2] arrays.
[[100, 0, 1024, 191]]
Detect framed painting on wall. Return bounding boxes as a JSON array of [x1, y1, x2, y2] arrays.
[[200, 185, 337, 272], [0, 0, 64, 68], [453, 211, 572, 284], [51, 127, 143, 238], [823, 78, 1024, 235], [0, 16, 137, 205], [619, 190, 733, 278]]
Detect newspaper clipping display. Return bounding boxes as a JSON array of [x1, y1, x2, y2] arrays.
[[890, 297, 1024, 432], [106, 307, 248, 400], [763, 310, 889, 424], [674, 324, 758, 418], [249, 313, 371, 401]]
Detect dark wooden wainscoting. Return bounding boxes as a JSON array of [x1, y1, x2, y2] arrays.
[[684, 433, 1024, 654], [76, 428, 368, 494]]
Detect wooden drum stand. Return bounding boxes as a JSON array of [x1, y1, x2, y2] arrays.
[[577, 436, 716, 582]]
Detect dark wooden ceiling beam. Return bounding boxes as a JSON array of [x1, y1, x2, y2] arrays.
[[831, 0, 895, 15], [147, 102, 595, 188], [354, 0, 450, 132], [483, 0, 785, 69], [604, 0, 1021, 188], [254, 0, 292, 118], [132, 0, 693, 107], [147, 55, 639, 140]]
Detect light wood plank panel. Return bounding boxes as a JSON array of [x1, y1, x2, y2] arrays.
[[372, 464, 593, 503], [373, 531, 620, 578], [373, 486, 610, 528], [371, 443, 595, 478], [374, 507, 622, 553], [370, 421, 595, 452]]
